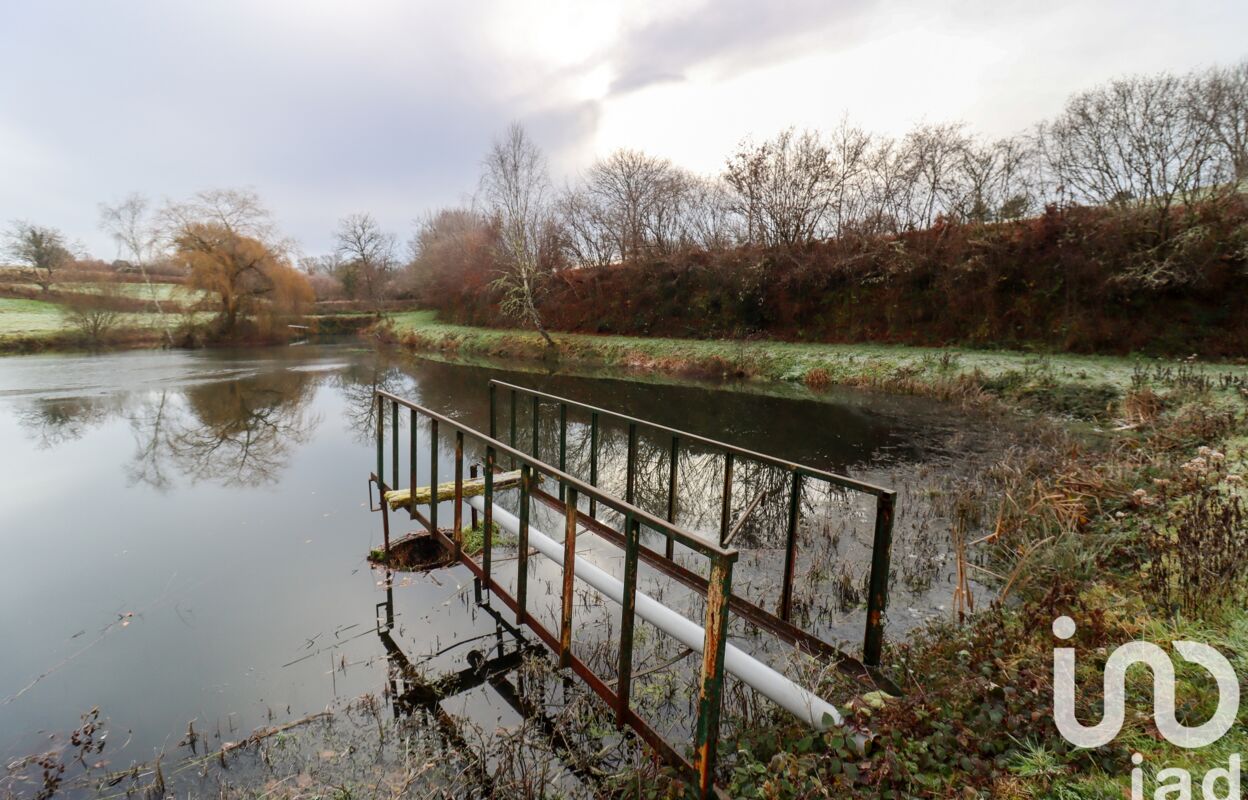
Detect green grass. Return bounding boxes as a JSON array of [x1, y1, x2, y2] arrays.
[[58, 281, 206, 303], [386, 310, 1248, 404], [0, 295, 207, 344], [0, 297, 68, 337]]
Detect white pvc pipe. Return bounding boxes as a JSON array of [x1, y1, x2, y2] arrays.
[[467, 497, 846, 731]]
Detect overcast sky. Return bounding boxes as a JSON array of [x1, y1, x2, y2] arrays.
[[2, 0, 1245, 258]]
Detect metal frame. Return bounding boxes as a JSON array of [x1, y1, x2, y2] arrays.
[[487, 380, 898, 670], [372, 390, 737, 799]]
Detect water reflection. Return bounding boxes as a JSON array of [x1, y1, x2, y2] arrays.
[[17, 364, 324, 490]]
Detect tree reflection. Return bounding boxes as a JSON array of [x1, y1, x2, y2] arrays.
[[15, 396, 118, 449], [128, 370, 320, 488], [334, 358, 410, 444]]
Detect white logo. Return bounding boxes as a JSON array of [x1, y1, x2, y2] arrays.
[[1052, 615, 1238, 748], [1053, 616, 1242, 799]]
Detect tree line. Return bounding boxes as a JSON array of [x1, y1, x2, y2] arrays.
[[5, 58, 1245, 341], [404, 58, 1246, 335]]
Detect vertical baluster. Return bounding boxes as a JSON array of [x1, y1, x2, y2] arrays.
[[509, 389, 518, 466], [615, 513, 640, 727], [694, 555, 734, 800], [558, 403, 568, 501], [453, 432, 464, 558], [483, 448, 495, 581], [375, 394, 384, 488], [666, 436, 679, 559], [779, 470, 802, 622], [559, 486, 577, 668], [589, 412, 599, 519], [428, 419, 439, 533], [719, 453, 734, 546], [488, 383, 497, 439], [516, 465, 531, 623], [408, 407, 417, 520], [530, 395, 540, 459], [625, 423, 638, 505], [863, 491, 896, 668], [391, 400, 399, 490]]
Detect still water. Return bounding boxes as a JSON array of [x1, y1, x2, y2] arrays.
[[0, 343, 1003, 772]]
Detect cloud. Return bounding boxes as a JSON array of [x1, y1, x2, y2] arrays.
[[0, 0, 1245, 257], [606, 0, 873, 95]]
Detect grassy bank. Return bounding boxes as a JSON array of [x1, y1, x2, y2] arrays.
[[385, 310, 1246, 420], [383, 311, 1248, 798]]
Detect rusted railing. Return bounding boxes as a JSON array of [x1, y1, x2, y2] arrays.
[[488, 380, 898, 670], [370, 389, 738, 799]]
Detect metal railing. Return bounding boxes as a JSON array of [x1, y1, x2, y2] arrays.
[[370, 389, 738, 799], [488, 379, 898, 669]]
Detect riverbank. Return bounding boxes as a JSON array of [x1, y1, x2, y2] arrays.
[[0, 294, 374, 354], [381, 311, 1248, 797], [382, 310, 1247, 422]]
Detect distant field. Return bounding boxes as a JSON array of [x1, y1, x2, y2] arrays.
[[0, 296, 207, 342], [57, 281, 206, 303], [0, 297, 66, 337]]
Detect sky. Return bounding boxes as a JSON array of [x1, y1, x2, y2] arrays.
[[2, 0, 1246, 259]]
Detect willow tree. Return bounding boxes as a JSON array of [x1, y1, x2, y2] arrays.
[[166, 189, 310, 337], [174, 222, 311, 336]]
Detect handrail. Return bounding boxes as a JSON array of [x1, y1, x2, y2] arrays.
[[488, 378, 893, 497], [376, 389, 737, 562]]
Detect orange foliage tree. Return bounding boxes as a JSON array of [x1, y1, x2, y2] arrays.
[[174, 222, 312, 336]]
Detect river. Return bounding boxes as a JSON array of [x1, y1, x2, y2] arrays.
[[0, 342, 1007, 791]]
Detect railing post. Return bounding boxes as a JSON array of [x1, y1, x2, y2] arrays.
[[408, 407, 417, 520], [517, 464, 531, 624], [558, 403, 568, 501], [863, 490, 896, 668], [589, 411, 599, 519], [559, 486, 578, 668], [666, 436, 679, 559], [719, 453, 734, 546], [779, 470, 803, 622], [453, 432, 464, 558], [428, 419, 439, 533], [615, 513, 640, 728], [694, 555, 733, 800], [483, 448, 495, 581]]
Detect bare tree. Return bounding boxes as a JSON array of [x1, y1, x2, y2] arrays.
[[1041, 73, 1220, 235], [724, 128, 837, 247], [3, 221, 73, 291], [1195, 59, 1248, 183], [334, 213, 397, 314], [99, 192, 173, 343], [63, 277, 124, 345], [479, 122, 556, 346], [683, 176, 742, 251], [825, 117, 874, 236], [947, 135, 1041, 223], [901, 122, 974, 228]]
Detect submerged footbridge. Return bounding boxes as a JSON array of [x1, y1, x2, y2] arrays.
[[367, 380, 897, 798]]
